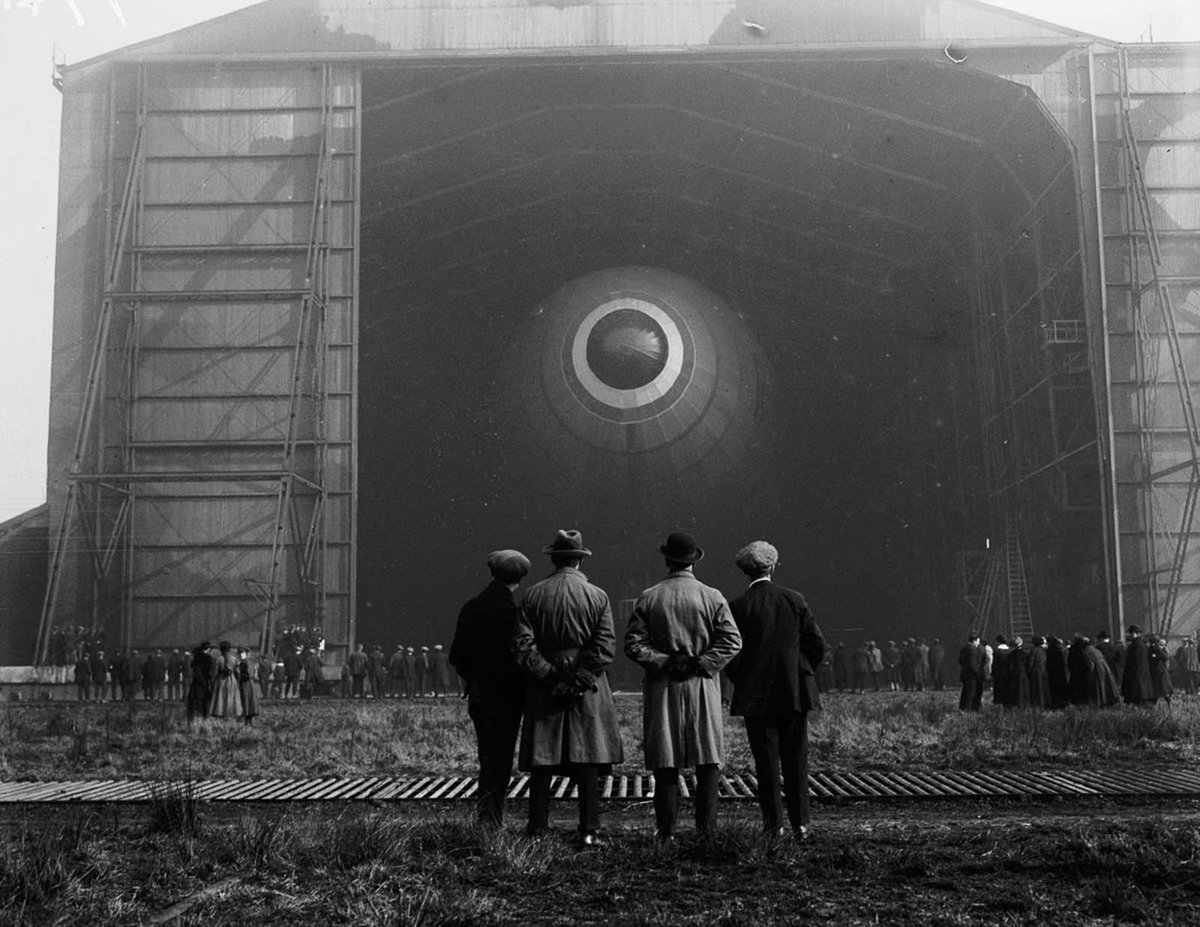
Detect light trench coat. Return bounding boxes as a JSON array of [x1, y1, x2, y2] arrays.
[[624, 570, 742, 769], [513, 566, 625, 770]]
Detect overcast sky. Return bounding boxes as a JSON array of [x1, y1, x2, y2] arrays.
[[1, 0, 1197, 522]]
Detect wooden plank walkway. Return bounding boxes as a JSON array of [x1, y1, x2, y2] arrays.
[[2, 768, 1199, 804]]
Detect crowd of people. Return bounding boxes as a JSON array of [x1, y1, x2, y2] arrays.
[[818, 638, 950, 694], [68, 638, 460, 711], [955, 626, 1190, 711]]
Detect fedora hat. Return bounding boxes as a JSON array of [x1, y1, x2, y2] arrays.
[[542, 529, 592, 557], [660, 531, 704, 564]]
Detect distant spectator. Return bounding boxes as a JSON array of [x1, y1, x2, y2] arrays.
[[388, 644, 407, 699], [74, 652, 91, 703], [209, 640, 242, 719], [368, 645, 386, 699], [302, 647, 324, 698], [1122, 625, 1155, 706], [187, 642, 215, 723], [929, 638, 946, 690], [237, 646, 259, 725], [90, 651, 108, 702], [283, 645, 303, 699], [166, 649, 184, 702], [346, 643, 369, 698], [1148, 635, 1173, 704], [429, 644, 452, 697], [958, 631, 985, 712], [1027, 636, 1050, 709], [1175, 638, 1199, 696]]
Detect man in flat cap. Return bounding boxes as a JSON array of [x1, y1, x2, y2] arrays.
[[624, 531, 742, 841], [513, 530, 624, 846], [725, 540, 826, 840], [450, 549, 532, 828]]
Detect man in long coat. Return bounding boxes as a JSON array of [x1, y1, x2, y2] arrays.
[[451, 549, 531, 828], [725, 540, 825, 840], [513, 529, 624, 846], [958, 631, 985, 711], [624, 532, 742, 840], [1122, 625, 1155, 706]]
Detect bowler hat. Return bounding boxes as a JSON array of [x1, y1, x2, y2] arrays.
[[660, 531, 704, 564], [542, 529, 591, 557]]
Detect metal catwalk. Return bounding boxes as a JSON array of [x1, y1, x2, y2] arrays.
[[2, 768, 1199, 804]]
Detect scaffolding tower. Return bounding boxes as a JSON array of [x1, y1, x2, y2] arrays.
[[36, 64, 350, 662]]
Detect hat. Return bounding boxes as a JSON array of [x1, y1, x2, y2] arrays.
[[487, 549, 531, 580], [1127, 624, 1142, 635], [734, 540, 778, 572], [434, 644, 443, 650], [542, 529, 591, 557], [660, 531, 704, 564]]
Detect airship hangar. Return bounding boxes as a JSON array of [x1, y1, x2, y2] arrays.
[[2, 0, 1199, 671]]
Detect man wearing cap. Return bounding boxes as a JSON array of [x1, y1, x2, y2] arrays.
[[513, 529, 624, 846], [450, 549, 532, 827], [725, 541, 826, 840], [624, 531, 742, 841]]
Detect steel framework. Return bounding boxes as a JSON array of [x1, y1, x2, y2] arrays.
[[36, 64, 349, 661]]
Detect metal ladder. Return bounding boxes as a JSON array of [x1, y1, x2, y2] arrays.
[[1004, 512, 1034, 639]]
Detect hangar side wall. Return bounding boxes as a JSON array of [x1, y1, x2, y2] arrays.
[[46, 63, 359, 656], [1093, 44, 1200, 638]]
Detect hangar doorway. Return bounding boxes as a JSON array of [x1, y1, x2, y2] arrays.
[[354, 55, 1104, 660]]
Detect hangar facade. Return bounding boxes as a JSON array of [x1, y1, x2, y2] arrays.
[[18, 0, 1200, 664]]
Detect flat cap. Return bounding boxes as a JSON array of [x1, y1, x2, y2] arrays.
[[734, 540, 778, 572], [487, 549, 531, 579]]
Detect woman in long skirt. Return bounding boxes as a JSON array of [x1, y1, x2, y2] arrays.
[[209, 640, 243, 719], [237, 646, 260, 725]]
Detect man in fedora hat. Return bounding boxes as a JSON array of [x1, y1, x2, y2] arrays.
[[726, 540, 826, 841], [450, 548, 532, 828], [624, 531, 742, 841], [513, 529, 624, 846]]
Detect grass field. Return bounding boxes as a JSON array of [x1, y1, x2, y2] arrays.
[[0, 689, 1195, 780], [3, 691, 1200, 925]]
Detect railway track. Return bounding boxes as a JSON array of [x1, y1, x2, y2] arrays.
[[2, 767, 1199, 805]]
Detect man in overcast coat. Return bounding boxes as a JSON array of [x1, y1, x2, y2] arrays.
[[725, 540, 826, 840], [624, 531, 742, 841], [512, 529, 624, 846]]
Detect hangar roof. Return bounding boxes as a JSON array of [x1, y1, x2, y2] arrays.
[[70, 0, 1108, 69]]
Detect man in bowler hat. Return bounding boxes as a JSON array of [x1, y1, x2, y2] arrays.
[[624, 531, 742, 840], [512, 529, 624, 846], [725, 541, 826, 840], [450, 548, 532, 827]]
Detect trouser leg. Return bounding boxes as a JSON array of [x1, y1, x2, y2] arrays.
[[470, 697, 522, 827], [653, 768, 679, 837], [694, 764, 719, 836], [528, 767, 553, 835], [745, 717, 783, 833], [571, 764, 601, 834], [778, 712, 811, 831]]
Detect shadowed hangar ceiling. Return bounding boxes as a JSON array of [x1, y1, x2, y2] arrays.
[[354, 56, 1090, 647]]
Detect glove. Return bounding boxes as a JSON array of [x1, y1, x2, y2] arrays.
[[666, 654, 702, 681], [550, 682, 582, 707]]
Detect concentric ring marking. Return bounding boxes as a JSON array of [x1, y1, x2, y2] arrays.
[[570, 298, 684, 410]]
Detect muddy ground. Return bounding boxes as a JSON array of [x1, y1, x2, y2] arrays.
[[4, 797, 1200, 925]]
